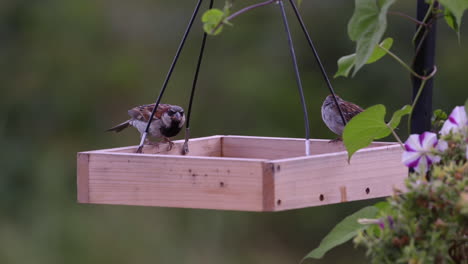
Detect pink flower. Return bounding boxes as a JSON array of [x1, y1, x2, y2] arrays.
[[440, 106, 468, 136], [402, 132, 442, 173]]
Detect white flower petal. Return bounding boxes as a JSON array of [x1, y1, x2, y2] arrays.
[[441, 106, 468, 135], [452, 106, 468, 125], [426, 153, 441, 165], [405, 134, 423, 151], [420, 132, 438, 150], [441, 121, 460, 135], [402, 151, 421, 168], [414, 155, 428, 173], [437, 139, 448, 152]]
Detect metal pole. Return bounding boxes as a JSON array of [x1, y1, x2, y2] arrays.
[[411, 0, 437, 134], [182, 0, 214, 155], [287, 0, 347, 127], [278, 0, 311, 155], [137, 0, 204, 153]]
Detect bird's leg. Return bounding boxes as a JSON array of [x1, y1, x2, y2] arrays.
[[161, 137, 174, 151], [146, 140, 161, 149], [328, 136, 343, 143]]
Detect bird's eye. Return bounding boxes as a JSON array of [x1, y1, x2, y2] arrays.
[[168, 110, 174, 116]]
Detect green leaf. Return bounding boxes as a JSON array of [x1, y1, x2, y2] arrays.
[[334, 54, 357, 78], [343, 105, 391, 161], [302, 206, 379, 261], [348, 0, 396, 76], [374, 201, 390, 211], [444, 8, 460, 34], [439, 0, 468, 34], [202, 9, 225, 35], [367, 37, 393, 63], [432, 109, 448, 124], [334, 38, 393, 78], [388, 105, 412, 129]]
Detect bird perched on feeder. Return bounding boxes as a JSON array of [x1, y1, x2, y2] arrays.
[[107, 103, 185, 151], [321, 94, 363, 141]]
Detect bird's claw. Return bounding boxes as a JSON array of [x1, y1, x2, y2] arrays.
[[328, 137, 343, 143], [136, 145, 144, 153], [166, 141, 174, 151]]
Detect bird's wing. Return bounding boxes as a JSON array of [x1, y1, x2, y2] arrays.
[[340, 101, 364, 122], [127, 104, 171, 122]]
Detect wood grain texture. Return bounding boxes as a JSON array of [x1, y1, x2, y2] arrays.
[[271, 144, 406, 211], [77, 153, 90, 203], [77, 135, 407, 212], [262, 163, 275, 211], [97, 135, 222, 157], [85, 152, 267, 211], [222, 135, 393, 159]]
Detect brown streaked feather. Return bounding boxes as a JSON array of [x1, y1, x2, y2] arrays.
[[339, 100, 364, 122], [127, 103, 171, 122]]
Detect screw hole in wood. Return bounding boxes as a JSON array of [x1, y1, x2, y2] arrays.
[[277, 199, 282, 205], [365, 187, 370, 194], [219, 182, 224, 187], [319, 194, 324, 201]]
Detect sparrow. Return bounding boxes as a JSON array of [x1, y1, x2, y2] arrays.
[[321, 94, 364, 141], [107, 103, 185, 151]]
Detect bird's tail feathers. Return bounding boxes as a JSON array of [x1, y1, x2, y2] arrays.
[[106, 120, 131, 133]]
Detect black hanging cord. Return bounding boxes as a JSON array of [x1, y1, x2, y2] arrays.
[[278, 0, 310, 155], [137, 0, 204, 153], [182, 0, 215, 155], [287, 0, 347, 127]]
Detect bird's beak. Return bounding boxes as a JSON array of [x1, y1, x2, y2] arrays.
[[173, 112, 181, 120]]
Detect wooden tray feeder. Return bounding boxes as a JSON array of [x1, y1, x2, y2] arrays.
[[77, 135, 406, 212], [77, 1, 408, 212]]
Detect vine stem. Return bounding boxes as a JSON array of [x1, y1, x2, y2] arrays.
[[407, 66, 438, 133], [226, 0, 276, 21], [378, 46, 432, 80], [388, 11, 426, 26], [412, 0, 435, 43], [211, 0, 276, 33], [386, 124, 405, 150]]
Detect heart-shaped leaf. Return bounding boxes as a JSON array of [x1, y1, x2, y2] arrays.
[[335, 37, 393, 78], [302, 206, 379, 261], [343, 104, 391, 161], [348, 0, 396, 76], [388, 105, 412, 129], [439, 0, 468, 36], [202, 9, 225, 35], [335, 54, 357, 78]]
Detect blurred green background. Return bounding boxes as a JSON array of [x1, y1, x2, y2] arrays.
[[1, 0, 467, 263]]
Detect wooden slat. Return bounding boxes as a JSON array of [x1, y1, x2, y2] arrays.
[[222, 135, 393, 159], [85, 152, 267, 211], [96, 135, 222, 157], [77, 153, 90, 203], [271, 144, 406, 211], [77, 135, 407, 212], [262, 163, 275, 211]]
